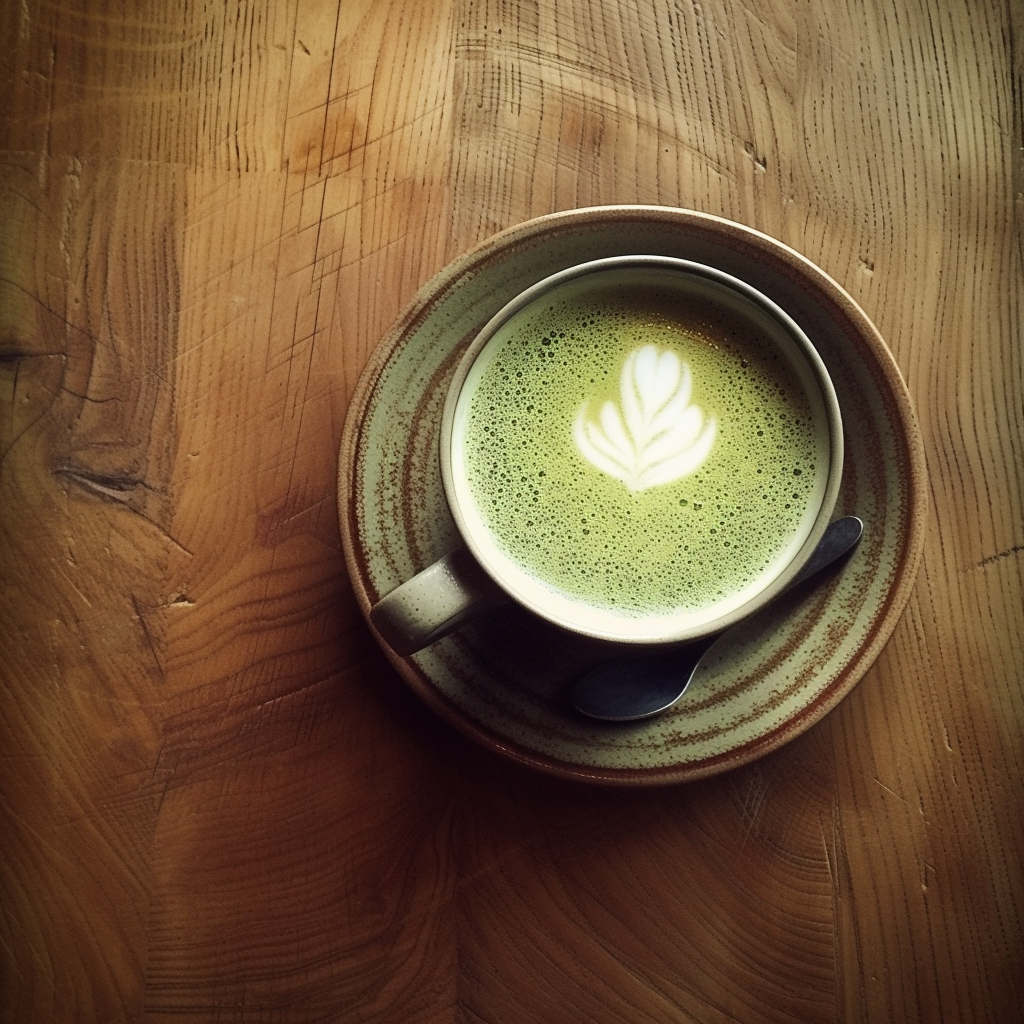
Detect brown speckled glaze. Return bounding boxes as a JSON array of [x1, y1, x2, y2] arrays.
[[338, 207, 928, 786]]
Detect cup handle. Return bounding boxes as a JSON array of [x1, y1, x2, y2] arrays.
[[368, 547, 506, 656]]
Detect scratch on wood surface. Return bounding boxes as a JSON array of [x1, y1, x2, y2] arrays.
[[130, 593, 165, 680], [743, 140, 767, 172], [281, 494, 330, 525], [53, 564, 93, 610], [52, 466, 146, 500], [819, 812, 838, 889], [873, 778, 908, 804], [51, 464, 195, 559], [737, 767, 769, 845], [920, 860, 936, 894], [251, 675, 328, 714], [974, 544, 1024, 569]]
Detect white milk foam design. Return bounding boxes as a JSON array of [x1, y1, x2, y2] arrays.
[[573, 344, 716, 491]]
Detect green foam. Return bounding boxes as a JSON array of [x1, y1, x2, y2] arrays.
[[458, 279, 825, 618]]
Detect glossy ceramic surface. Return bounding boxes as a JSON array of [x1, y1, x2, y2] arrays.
[[338, 207, 928, 785]]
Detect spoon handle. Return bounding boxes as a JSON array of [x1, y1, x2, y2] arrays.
[[788, 516, 864, 589]]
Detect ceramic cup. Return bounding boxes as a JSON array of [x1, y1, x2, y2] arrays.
[[369, 256, 843, 656]]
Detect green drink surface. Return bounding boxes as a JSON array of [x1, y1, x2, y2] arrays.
[[456, 279, 825, 619]]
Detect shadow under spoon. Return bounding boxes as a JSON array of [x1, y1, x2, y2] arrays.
[[570, 516, 865, 722]]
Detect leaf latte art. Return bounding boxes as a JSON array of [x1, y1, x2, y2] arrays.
[[573, 345, 716, 491]]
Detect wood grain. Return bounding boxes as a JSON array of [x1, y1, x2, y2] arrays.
[[2, 0, 1021, 1021]]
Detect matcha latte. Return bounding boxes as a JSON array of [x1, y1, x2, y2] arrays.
[[446, 262, 836, 640]]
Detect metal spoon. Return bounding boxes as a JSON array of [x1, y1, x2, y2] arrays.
[[571, 516, 864, 721]]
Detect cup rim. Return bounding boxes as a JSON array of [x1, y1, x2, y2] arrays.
[[440, 255, 845, 645]]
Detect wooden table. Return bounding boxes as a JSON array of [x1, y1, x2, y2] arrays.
[[2, 1, 1021, 1020]]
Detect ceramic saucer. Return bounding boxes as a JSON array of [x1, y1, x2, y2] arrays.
[[338, 207, 927, 785]]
